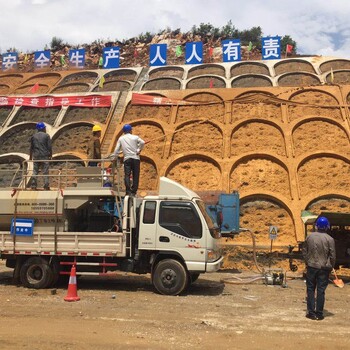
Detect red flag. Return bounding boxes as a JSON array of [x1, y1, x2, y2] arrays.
[[286, 44, 293, 53], [134, 48, 138, 58], [209, 47, 213, 57], [29, 83, 40, 93], [209, 79, 214, 88]]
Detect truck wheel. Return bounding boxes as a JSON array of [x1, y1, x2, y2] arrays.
[[20, 257, 53, 289], [152, 259, 188, 296], [189, 273, 200, 283], [49, 258, 60, 287]]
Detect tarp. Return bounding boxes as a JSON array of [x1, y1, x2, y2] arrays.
[[301, 210, 350, 226], [301, 210, 318, 225], [0, 95, 112, 108]]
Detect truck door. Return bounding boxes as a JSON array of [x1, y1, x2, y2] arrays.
[[156, 201, 207, 271]]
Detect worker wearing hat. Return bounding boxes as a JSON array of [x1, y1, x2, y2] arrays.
[[109, 124, 145, 196], [302, 216, 336, 321], [30, 122, 52, 190], [87, 125, 102, 166]]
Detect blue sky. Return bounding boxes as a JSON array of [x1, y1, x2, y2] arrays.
[[1, 0, 349, 58]]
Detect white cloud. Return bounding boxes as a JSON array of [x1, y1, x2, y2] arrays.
[[0, 0, 349, 59]]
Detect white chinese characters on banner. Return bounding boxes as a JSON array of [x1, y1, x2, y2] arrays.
[[149, 44, 167, 66], [261, 36, 281, 60], [0, 95, 112, 107], [222, 39, 241, 62], [69, 49, 85, 68], [34, 50, 51, 69], [2, 52, 18, 71], [103, 47, 120, 69], [185, 42, 203, 64]]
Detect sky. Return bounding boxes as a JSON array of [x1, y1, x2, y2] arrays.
[[1, 0, 350, 58]]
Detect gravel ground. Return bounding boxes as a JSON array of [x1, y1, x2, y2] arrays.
[[0, 260, 350, 350]]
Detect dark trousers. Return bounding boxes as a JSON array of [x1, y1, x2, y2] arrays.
[[306, 266, 330, 317], [124, 158, 140, 195], [32, 160, 50, 188]]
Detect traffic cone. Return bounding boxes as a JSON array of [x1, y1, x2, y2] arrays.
[[64, 264, 80, 302]]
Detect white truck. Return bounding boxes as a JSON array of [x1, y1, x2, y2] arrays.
[[0, 165, 223, 295]]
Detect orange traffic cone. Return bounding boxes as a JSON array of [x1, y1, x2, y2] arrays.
[[64, 264, 80, 302]]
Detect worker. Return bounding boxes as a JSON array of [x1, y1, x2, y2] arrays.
[[109, 124, 145, 196], [87, 125, 102, 166], [30, 122, 52, 190], [302, 216, 336, 321]]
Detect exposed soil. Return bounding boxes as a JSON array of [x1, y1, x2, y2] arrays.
[[0, 62, 349, 257], [1, 260, 350, 350]]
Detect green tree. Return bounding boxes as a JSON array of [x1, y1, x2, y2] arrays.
[[50, 36, 65, 51], [281, 35, 297, 53], [239, 26, 262, 48]]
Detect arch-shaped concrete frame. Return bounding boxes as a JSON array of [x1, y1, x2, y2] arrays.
[[291, 116, 350, 140], [234, 90, 276, 99], [239, 191, 298, 241], [170, 119, 224, 157], [92, 79, 132, 92], [140, 154, 159, 176], [0, 121, 53, 137], [187, 64, 226, 79], [52, 121, 93, 140], [319, 59, 350, 73], [164, 152, 223, 178], [14, 83, 50, 94], [52, 152, 86, 163], [58, 71, 98, 86], [148, 66, 185, 80], [0, 84, 11, 93], [230, 152, 290, 173], [277, 72, 322, 86], [296, 151, 350, 170], [229, 152, 292, 198], [302, 192, 350, 210], [23, 72, 62, 85], [109, 120, 167, 152], [50, 82, 91, 93], [325, 69, 350, 84], [142, 77, 182, 91], [289, 88, 341, 105], [104, 69, 138, 81], [230, 62, 270, 77], [182, 91, 224, 103], [0, 73, 24, 80], [9, 104, 61, 127], [230, 119, 287, 157], [185, 75, 227, 89], [274, 59, 316, 75], [230, 74, 273, 87]]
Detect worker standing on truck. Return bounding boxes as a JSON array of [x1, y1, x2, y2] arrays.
[[302, 216, 336, 321], [87, 125, 102, 166], [29, 122, 52, 190], [109, 124, 145, 196]]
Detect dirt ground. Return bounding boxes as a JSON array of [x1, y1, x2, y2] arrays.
[[1, 259, 350, 350]]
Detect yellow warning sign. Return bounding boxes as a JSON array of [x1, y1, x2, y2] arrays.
[[269, 226, 278, 240]]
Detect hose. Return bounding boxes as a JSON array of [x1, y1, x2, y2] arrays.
[[220, 229, 268, 285]]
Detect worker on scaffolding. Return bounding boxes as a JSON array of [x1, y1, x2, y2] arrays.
[[87, 125, 102, 166], [109, 124, 145, 196], [29, 122, 52, 190]]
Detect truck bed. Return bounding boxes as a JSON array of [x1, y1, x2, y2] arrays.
[[0, 231, 126, 257]]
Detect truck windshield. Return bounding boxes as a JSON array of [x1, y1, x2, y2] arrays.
[[195, 199, 221, 239]]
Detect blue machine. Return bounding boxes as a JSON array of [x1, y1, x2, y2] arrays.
[[206, 192, 240, 238]]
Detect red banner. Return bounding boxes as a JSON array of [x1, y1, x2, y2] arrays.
[[0, 95, 112, 108]]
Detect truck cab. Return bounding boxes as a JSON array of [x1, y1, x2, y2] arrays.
[[124, 177, 223, 295]]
